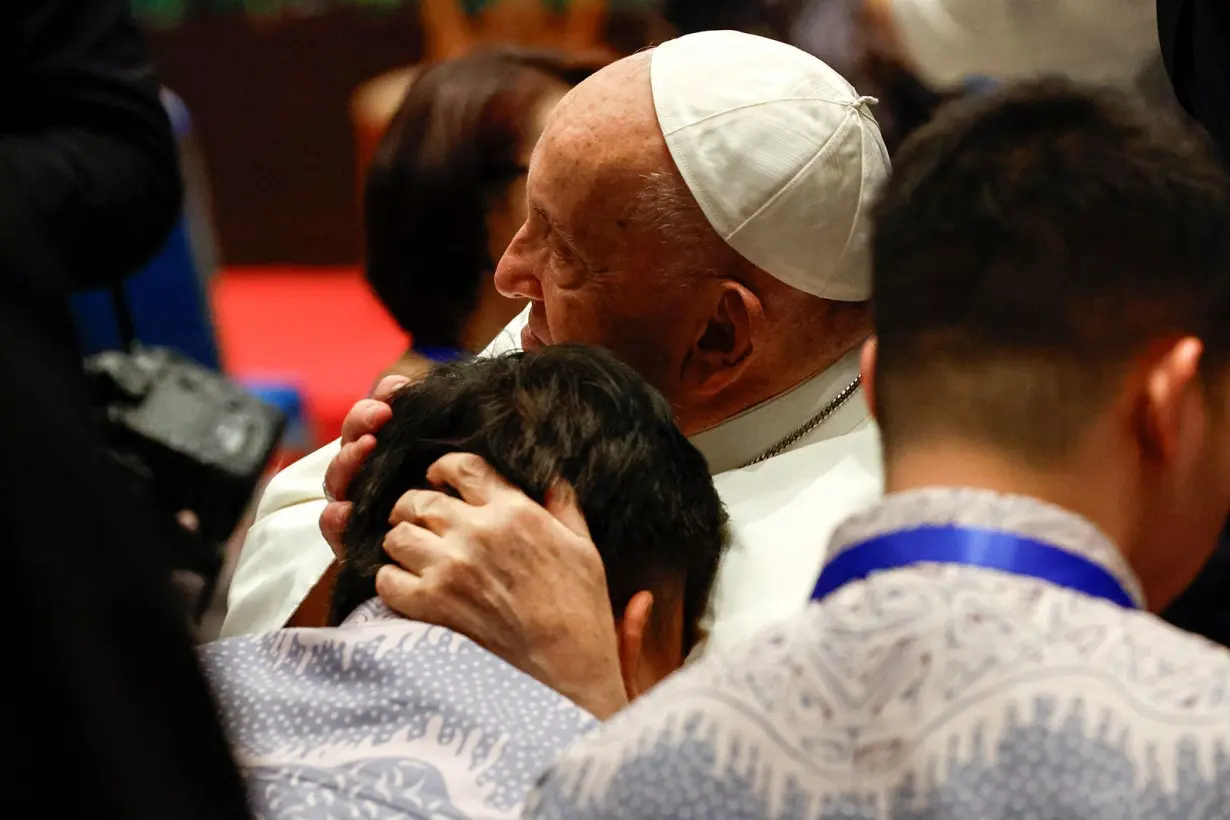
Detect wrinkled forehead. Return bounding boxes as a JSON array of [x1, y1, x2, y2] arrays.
[[526, 54, 680, 256]]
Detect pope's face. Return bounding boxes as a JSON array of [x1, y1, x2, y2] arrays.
[[493, 61, 705, 409]]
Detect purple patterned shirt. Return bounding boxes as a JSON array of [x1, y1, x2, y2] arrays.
[[201, 600, 596, 819]]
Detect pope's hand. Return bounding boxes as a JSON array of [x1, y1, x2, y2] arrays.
[[377, 452, 629, 720], [319, 375, 410, 556]]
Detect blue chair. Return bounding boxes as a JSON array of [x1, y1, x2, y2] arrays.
[[70, 89, 222, 370]]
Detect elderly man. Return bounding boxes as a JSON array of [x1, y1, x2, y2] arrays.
[[221, 30, 889, 654], [527, 80, 1230, 817]]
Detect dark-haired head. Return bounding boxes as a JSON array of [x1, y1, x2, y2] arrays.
[[364, 47, 607, 351], [866, 78, 1230, 609], [333, 344, 728, 695]]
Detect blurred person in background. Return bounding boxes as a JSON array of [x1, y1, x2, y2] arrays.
[[859, 0, 1159, 92], [658, 0, 1161, 148], [528, 79, 1230, 819], [223, 47, 606, 633], [203, 345, 726, 818], [348, 0, 622, 187], [365, 47, 606, 382], [0, 0, 249, 817]]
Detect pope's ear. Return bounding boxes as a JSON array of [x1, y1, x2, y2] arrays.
[[681, 279, 764, 398]]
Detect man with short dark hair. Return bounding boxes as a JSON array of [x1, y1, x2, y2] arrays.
[[527, 80, 1230, 817], [202, 345, 726, 819]]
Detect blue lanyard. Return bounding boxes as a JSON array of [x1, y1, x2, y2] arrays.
[[415, 346, 469, 364], [811, 525, 1138, 609]]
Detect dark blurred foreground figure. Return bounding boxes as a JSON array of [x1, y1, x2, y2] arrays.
[[1159, 0, 1230, 162], [202, 346, 727, 819], [0, 2, 249, 818], [1157, 0, 1230, 649], [527, 81, 1230, 817]]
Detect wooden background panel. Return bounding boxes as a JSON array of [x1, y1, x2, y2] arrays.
[[144, 5, 661, 266], [147, 7, 426, 265]]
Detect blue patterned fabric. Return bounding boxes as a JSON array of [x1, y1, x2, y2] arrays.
[[201, 600, 596, 819], [527, 489, 1230, 819]]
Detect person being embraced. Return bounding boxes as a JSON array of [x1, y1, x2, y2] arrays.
[[201, 344, 727, 819]]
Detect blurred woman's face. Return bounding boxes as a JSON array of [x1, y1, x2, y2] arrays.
[[485, 81, 570, 266]]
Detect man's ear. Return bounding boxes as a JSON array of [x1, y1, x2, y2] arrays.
[[1137, 337, 1206, 467], [860, 336, 879, 421], [681, 280, 764, 398], [615, 590, 655, 701]]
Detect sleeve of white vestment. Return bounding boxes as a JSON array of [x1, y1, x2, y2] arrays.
[[218, 308, 530, 637], [884, 0, 1159, 89]]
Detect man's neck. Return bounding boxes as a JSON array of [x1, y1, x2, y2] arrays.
[[884, 439, 1136, 558]]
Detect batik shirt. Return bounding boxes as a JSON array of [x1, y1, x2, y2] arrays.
[[527, 488, 1230, 819], [201, 600, 595, 819]]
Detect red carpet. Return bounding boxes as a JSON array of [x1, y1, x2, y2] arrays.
[[211, 266, 406, 446]]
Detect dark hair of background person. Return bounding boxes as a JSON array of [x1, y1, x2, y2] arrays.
[[332, 345, 729, 652], [869, 78, 1230, 463], [363, 47, 605, 349]]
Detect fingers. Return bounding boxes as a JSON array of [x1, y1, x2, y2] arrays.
[[324, 435, 376, 502], [376, 535, 487, 649], [388, 488, 470, 532], [374, 565, 433, 622], [341, 399, 394, 445], [425, 452, 516, 506], [319, 500, 352, 558], [544, 480, 591, 539], [377, 522, 450, 622], [382, 520, 445, 576], [370, 374, 411, 404]]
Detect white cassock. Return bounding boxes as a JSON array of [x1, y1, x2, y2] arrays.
[[220, 307, 884, 653]]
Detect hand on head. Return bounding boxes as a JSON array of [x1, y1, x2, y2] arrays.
[[319, 375, 410, 555], [377, 452, 628, 719]]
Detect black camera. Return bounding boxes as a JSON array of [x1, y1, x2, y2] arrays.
[[85, 345, 285, 616]]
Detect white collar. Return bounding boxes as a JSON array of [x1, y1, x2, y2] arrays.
[[690, 346, 869, 475]]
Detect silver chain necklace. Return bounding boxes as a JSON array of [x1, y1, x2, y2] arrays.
[[741, 375, 863, 468]]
